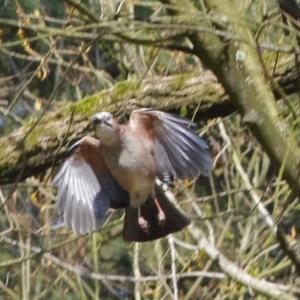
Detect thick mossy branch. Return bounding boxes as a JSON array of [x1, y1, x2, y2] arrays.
[[0, 52, 297, 184], [0, 72, 224, 184], [165, 0, 300, 195]]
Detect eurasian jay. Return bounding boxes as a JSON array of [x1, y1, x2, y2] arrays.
[[53, 109, 212, 242]]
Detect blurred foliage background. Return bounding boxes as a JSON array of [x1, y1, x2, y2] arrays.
[[0, 0, 300, 299]]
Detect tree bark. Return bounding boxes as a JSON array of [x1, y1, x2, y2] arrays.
[[161, 0, 300, 195], [0, 52, 298, 185]]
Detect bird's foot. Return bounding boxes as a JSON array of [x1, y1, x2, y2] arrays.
[[157, 210, 166, 226], [138, 216, 149, 233], [153, 197, 166, 226]]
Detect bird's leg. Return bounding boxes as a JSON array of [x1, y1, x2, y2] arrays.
[[138, 207, 149, 233], [153, 196, 166, 226]]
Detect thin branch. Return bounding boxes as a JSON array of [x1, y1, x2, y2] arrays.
[[1, 235, 225, 282], [168, 235, 178, 300], [133, 243, 141, 300], [188, 225, 297, 300]]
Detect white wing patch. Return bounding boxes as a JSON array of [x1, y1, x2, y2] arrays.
[[53, 157, 108, 235]]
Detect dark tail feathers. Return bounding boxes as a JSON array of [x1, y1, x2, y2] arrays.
[[123, 186, 190, 242]]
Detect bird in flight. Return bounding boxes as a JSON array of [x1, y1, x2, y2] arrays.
[[53, 109, 212, 242]]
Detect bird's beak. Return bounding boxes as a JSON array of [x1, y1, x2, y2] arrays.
[[91, 115, 101, 126]]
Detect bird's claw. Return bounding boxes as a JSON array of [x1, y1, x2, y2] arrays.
[[157, 210, 166, 226], [138, 216, 149, 233]]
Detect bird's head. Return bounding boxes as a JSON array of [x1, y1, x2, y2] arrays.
[[92, 112, 120, 145]]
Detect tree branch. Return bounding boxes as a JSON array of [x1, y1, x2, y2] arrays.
[[0, 48, 298, 184], [161, 0, 300, 196]]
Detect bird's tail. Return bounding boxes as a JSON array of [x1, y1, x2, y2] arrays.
[[123, 186, 190, 242]]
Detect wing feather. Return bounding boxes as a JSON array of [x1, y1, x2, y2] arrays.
[[53, 136, 129, 235], [130, 110, 212, 181]]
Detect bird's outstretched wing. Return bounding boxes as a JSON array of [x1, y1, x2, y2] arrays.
[[53, 136, 129, 235], [129, 109, 212, 181]]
